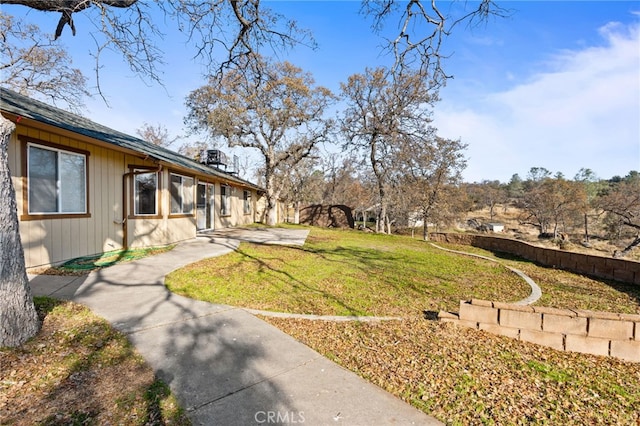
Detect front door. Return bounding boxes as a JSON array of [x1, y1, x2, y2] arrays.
[[196, 182, 215, 231]]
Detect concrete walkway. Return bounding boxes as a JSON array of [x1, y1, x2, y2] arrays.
[[29, 228, 441, 426]]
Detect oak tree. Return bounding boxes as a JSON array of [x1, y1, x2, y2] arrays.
[[397, 135, 467, 240], [185, 57, 336, 225], [0, 119, 40, 347], [0, 12, 89, 113], [597, 172, 640, 257], [519, 173, 586, 239], [341, 67, 434, 233], [135, 122, 179, 148], [278, 156, 324, 224]]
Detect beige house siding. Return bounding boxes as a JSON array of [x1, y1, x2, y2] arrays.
[[7, 120, 261, 269], [215, 184, 254, 229], [10, 124, 127, 269]]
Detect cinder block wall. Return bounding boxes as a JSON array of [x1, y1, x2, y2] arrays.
[[429, 233, 640, 285], [439, 300, 640, 363]]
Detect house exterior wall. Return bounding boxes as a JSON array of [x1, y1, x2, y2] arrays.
[[8, 122, 260, 269], [10, 124, 127, 269]]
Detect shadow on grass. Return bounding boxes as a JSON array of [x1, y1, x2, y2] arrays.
[[243, 238, 527, 311], [2, 297, 189, 425], [232, 244, 368, 316]]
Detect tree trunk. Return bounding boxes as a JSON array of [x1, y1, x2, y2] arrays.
[[584, 213, 590, 242], [613, 234, 640, 258], [422, 213, 430, 241], [0, 115, 40, 347], [265, 199, 278, 226], [293, 201, 300, 224], [263, 166, 279, 226]]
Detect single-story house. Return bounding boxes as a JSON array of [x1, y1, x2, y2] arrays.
[[1, 88, 273, 269]]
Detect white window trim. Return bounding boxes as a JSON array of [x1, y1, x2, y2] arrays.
[[170, 173, 194, 215], [220, 184, 231, 216], [133, 170, 158, 216], [243, 190, 252, 215]]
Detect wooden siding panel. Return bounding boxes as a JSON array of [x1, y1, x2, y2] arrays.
[[12, 120, 261, 268], [60, 219, 72, 261], [12, 126, 127, 267], [166, 217, 197, 243], [46, 219, 62, 265], [110, 149, 124, 251], [92, 145, 104, 253]]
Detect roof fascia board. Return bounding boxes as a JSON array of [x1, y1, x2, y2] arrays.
[[2, 111, 147, 159]]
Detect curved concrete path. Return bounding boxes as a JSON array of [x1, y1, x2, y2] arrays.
[[429, 243, 542, 305], [29, 228, 441, 426]]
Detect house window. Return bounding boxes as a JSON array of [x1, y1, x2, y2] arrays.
[[28, 143, 87, 214], [220, 184, 230, 216], [134, 171, 158, 216], [170, 173, 194, 214], [243, 190, 251, 215]]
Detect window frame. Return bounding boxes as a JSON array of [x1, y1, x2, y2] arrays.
[[220, 184, 231, 217], [243, 190, 252, 215], [169, 172, 195, 217], [129, 166, 162, 219], [20, 137, 91, 220]]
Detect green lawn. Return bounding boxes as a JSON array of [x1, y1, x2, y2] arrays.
[[167, 226, 640, 316], [166, 227, 533, 316], [164, 225, 640, 424], [434, 243, 640, 314]]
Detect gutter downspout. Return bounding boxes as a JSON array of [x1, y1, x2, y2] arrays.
[[121, 164, 162, 249]]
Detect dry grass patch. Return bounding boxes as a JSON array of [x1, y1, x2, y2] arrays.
[[0, 297, 189, 425], [263, 317, 640, 425]]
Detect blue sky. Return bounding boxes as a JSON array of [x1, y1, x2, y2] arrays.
[[2, 1, 639, 183]]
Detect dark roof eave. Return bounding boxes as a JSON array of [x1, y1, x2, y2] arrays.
[[1, 87, 263, 192]]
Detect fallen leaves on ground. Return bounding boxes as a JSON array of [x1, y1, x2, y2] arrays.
[[0, 297, 189, 426], [262, 316, 640, 425]]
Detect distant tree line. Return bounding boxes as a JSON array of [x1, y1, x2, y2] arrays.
[[291, 164, 638, 258]]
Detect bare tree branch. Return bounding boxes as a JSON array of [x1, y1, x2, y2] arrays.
[[0, 12, 90, 113], [361, 0, 511, 87]]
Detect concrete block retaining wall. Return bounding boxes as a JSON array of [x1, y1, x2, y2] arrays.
[[429, 233, 640, 285], [439, 300, 640, 363]]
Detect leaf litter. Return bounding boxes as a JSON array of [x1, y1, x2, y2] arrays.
[[262, 316, 640, 425]]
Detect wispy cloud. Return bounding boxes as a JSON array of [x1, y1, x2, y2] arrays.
[[435, 21, 640, 182]]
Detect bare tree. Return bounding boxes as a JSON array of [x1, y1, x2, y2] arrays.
[[1, 0, 313, 88], [135, 122, 179, 148], [278, 156, 324, 224], [398, 135, 467, 240], [341, 67, 433, 233], [519, 175, 586, 240], [319, 152, 368, 207], [2, 0, 504, 86], [361, 0, 506, 83], [465, 180, 507, 221], [596, 173, 640, 258], [0, 12, 89, 113], [573, 168, 605, 243], [184, 57, 336, 225]]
